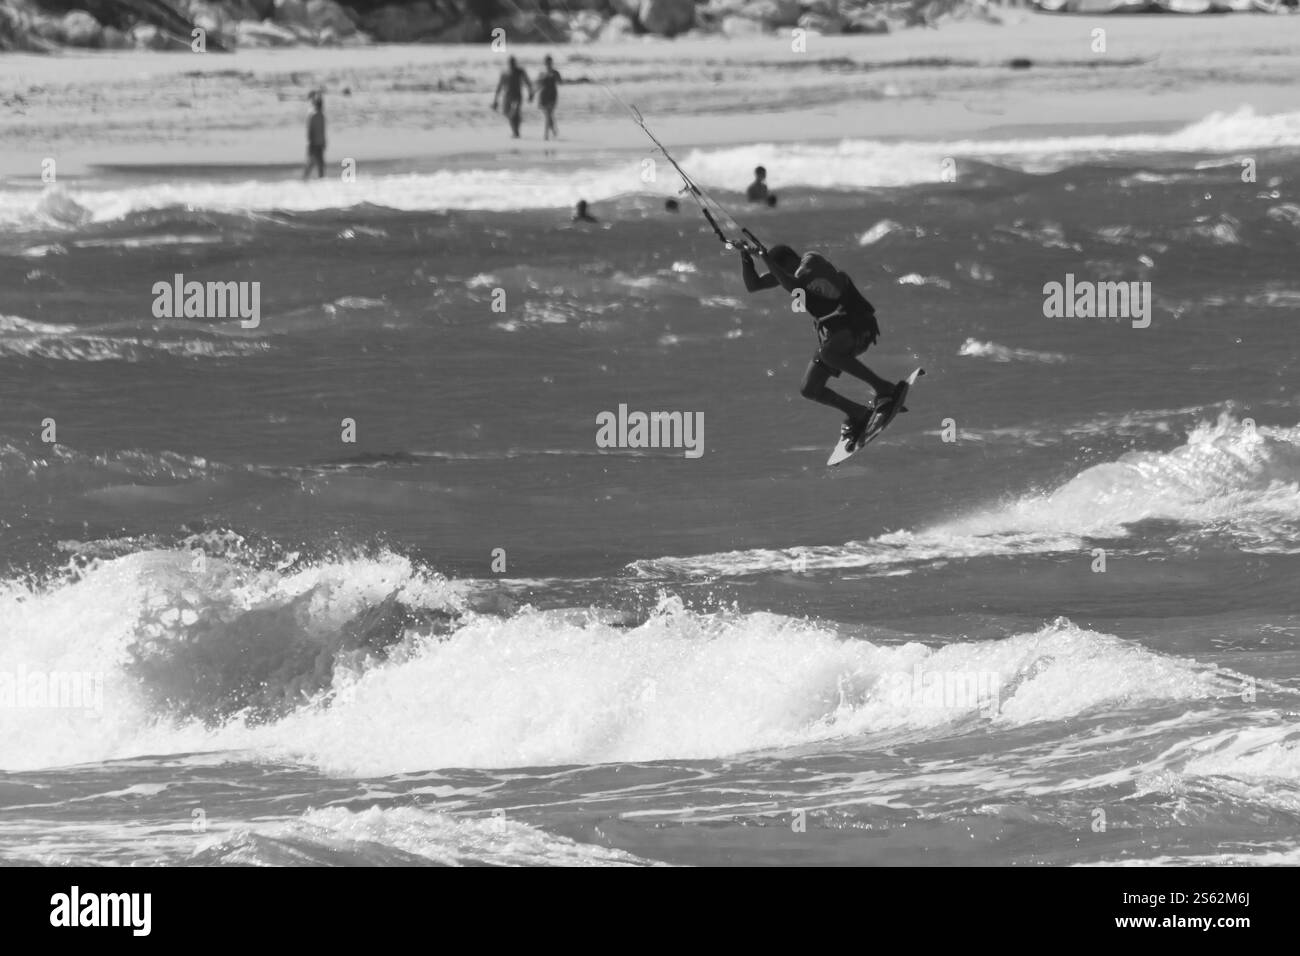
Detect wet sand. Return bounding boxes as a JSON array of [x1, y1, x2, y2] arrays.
[[1, 13, 1299, 178]]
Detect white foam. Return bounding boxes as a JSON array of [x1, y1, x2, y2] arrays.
[[212, 609, 1227, 776], [283, 806, 654, 866], [3, 107, 1298, 223], [1, 557, 1233, 776], [0, 549, 462, 771], [0, 313, 267, 362], [639, 413, 1300, 579], [959, 337, 1069, 364]]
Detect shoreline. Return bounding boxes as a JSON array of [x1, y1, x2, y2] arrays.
[[3, 15, 1300, 180]]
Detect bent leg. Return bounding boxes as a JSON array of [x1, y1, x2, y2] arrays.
[[800, 358, 871, 420], [818, 329, 894, 396]]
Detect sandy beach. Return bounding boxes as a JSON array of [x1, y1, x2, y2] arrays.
[[3, 12, 1299, 178]]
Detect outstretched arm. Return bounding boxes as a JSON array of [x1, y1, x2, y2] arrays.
[[760, 251, 801, 294], [491, 74, 504, 109], [740, 249, 779, 292]]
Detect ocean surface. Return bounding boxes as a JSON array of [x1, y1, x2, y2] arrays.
[[1, 108, 1298, 866]]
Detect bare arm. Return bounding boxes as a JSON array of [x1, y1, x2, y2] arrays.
[[492, 73, 505, 108], [760, 251, 802, 294], [740, 250, 779, 293]]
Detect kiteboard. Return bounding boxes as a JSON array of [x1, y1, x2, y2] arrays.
[[826, 367, 925, 466]]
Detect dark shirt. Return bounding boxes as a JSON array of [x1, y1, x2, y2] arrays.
[[500, 67, 528, 104], [307, 112, 325, 148], [537, 68, 560, 107], [793, 254, 877, 343]]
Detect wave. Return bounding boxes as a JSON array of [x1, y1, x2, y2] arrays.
[[189, 806, 654, 867], [958, 337, 1069, 364], [0, 313, 267, 362], [0, 547, 463, 771], [637, 414, 1300, 579], [0, 440, 228, 490], [0, 545, 1242, 775], [5, 801, 655, 866], [1180, 724, 1300, 786], [3, 108, 1297, 224]]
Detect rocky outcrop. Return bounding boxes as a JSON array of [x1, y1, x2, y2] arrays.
[[3, 0, 1291, 52], [1, 0, 232, 49], [60, 8, 102, 42], [637, 0, 693, 35]]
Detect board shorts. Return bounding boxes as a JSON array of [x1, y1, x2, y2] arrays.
[[812, 311, 879, 376]]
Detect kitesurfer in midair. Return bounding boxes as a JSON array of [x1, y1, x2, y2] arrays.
[[741, 243, 900, 446]]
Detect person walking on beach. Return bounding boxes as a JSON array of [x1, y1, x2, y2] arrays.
[[493, 57, 534, 139], [533, 55, 561, 141], [741, 242, 898, 445], [303, 90, 326, 180]]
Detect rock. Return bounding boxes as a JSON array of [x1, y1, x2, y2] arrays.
[[233, 19, 301, 46], [30, 14, 65, 43], [286, 22, 318, 41], [130, 23, 158, 47], [569, 9, 605, 40], [798, 11, 847, 32], [491, 10, 568, 41], [431, 19, 487, 42], [700, 0, 748, 16], [0, 7, 56, 52], [339, 28, 374, 46], [305, 0, 358, 36], [362, 2, 447, 42], [638, 0, 694, 35], [720, 13, 765, 35], [845, 12, 890, 33], [748, 0, 802, 26], [101, 25, 130, 48], [217, 0, 275, 19], [274, 0, 310, 26], [599, 11, 636, 38], [804, 0, 843, 14], [609, 0, 641, 18], [189, 2, 227, 34], [61, 10, 103, 47]]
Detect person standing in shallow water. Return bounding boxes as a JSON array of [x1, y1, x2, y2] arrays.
[[303, 90, 326, 180], [747, 166, 777, 206], [492, 56, 533, 139], [533, 55, 561, 141]]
